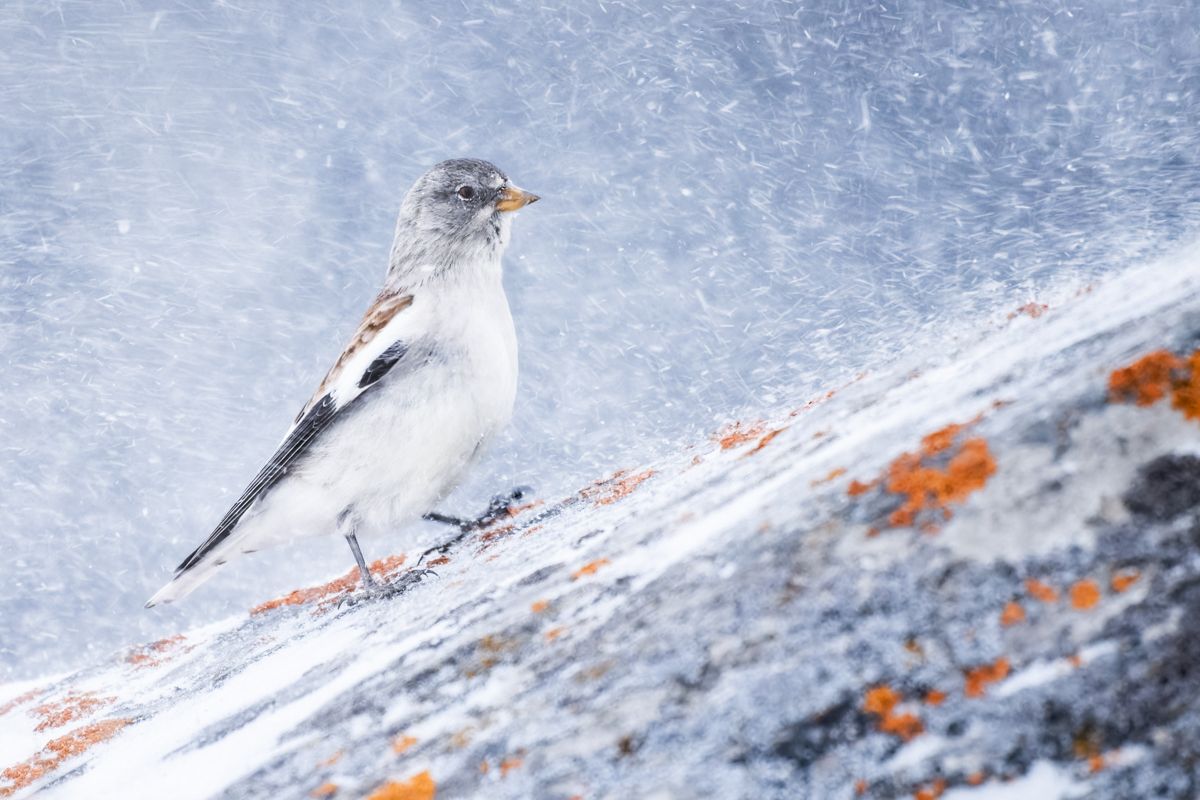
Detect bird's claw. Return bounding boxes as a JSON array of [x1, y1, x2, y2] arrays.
[[418, 485, 535, 565], [483, 485, 534, 522], [338, 569, 437, 608]]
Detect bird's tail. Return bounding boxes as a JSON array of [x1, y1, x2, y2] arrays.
[[145, 545, 236, 608]]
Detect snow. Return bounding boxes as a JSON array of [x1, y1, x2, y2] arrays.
[[0, 243, 1197, 797], [942, 761, 1085, 800], [4, 1, 1200, 797], [4, 1, 1200, 679]]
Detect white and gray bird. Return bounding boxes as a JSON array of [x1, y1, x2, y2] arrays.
[[147, 158, 539, 607]]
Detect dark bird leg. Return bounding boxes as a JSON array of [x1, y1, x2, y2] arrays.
[[419, 486, 533, 564], [345, 532, 378, 592], [340, 509, 378, 592], [340, 509, 432, 605]]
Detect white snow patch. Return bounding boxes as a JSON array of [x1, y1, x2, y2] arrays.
[[943, 760, 1085, 799]]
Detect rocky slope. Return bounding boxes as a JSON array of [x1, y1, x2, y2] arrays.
[[3, 250, 1200, 799]]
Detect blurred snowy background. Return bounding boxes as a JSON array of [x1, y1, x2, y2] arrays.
[[2, 0, 1199, 679]]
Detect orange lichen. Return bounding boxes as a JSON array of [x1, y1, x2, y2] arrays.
[[964, 658, 1010, 698], [1108, 350, 1184, 406], [811, 467, 847, 487], [966, 771, 986, 786], [1108, 348, 1200, 420], [1008, 302, 1049, 320], [364, 771, 436, 800], [425, 556, 450, 567], [855, 779, 868, 795], [1069, 579, 1101, 610], [126, 634, 188, 667], [318, 750, 343, 767], [847, 479, 877, 497], [572, 559, 611, 580], [1025, 578, 1059, 603], [311, 783, 338, 798], [715, 420, 766, 449], [0, 689, 40, 718], [478, 523, 517, 547], [1111, 569, 1141, 593], [862, 685, 923, 742], [499, 755, 524, 776], [880, 711, 924, 741], [1, 718, 131, 797], [923, 689, 946, 706], [863, 685, 900, 716], [743, 426, 788, 457], [31, 692, 115, 732], [1171, 350, 1200, 420], [579, 469, 656, 507], [250, 554, 407, 615], [914, 778, 947, 800], [1000, 601, 1026, 627], [504, 499, 544, 519], [392, 736, 418, 755], [530, 599, 551, 614], [882, 429, 996, 530], [920, 423, 966, 456], [545, 627, 567, 642]]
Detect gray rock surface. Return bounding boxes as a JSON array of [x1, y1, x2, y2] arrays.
[[2, 253, 1200, 799]]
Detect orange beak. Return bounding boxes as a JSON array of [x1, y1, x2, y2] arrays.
[[495, 185, 540, 212]]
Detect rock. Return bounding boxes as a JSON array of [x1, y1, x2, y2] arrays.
[[3, 253, 1200, 799]]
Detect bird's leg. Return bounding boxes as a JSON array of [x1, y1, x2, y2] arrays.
[[344, 532, 378, 592], [340, 509, 433, 605], [339, 510, 379, 592], [419, 486, 533, 564]]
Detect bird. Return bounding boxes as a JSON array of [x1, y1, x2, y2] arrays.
[[146, 158, 539, 607]]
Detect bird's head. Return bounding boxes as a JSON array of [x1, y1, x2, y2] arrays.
[[391, 158, 539, 280]]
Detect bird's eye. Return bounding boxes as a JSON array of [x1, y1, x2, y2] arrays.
[[457, 185, 475, 200]]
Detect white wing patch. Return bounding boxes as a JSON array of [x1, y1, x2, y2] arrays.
[[292, 292, 425, 428]]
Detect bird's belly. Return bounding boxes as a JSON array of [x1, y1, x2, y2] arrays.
[[299, 356, 514, 537]]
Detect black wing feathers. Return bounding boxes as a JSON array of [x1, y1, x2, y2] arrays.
[[358, 341, 410, 389], [174, 394, 340, 574], [174, 336, 422, 576]]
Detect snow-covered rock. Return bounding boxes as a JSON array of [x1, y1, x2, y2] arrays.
[[3, 251, 1200, 798]]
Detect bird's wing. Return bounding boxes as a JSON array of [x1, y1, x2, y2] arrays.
[[169, 291, 423, 577]]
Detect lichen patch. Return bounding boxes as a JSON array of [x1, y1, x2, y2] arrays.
[[714, 420, 767, 449], [1108, 348, 1200, 420], [862, 685, 924, 741], [964, 658, 1010, 698], [0, 718, 132, 797], [572, 559, 611, 580], [0, 690, 40, 718], [847, 420, 997, 533], [364, 770, 436, 800], [251, 555, 408, 615], [1069, 579, 1101, 610], [125, 634, 188, 668], [30, 692, 115, 732], [579, 469, 656, 506]]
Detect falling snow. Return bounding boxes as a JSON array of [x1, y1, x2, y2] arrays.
[[2, 0, 1200, 748]]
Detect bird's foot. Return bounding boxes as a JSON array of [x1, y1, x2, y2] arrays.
[[423, 485, 534, 532], [339, 568, 437, 607], [419, 485, 534, 565], [475, 484, 535, 528]]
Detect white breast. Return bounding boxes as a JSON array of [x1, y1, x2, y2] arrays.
[[293, 260, 518, 539]]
